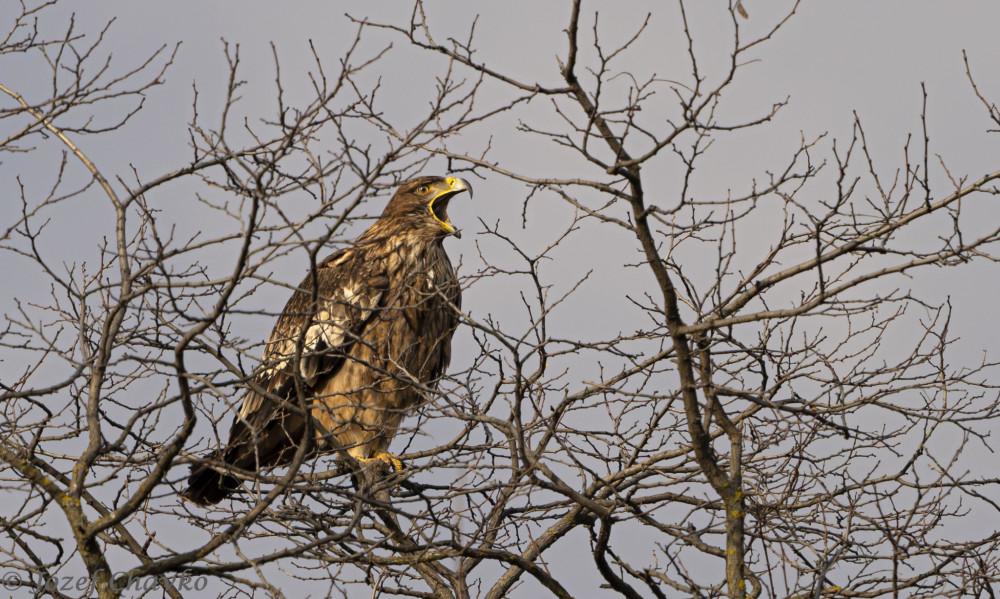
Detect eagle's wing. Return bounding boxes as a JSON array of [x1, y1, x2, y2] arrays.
[[236, 248, 389, 424]]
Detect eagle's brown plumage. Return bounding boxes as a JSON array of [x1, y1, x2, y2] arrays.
[[182, 176, 470, 505]]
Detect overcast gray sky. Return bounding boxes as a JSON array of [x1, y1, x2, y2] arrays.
[[4, 1, 1000, 597]]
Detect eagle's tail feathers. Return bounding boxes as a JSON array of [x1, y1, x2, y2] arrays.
[[181, 459, 239, 506]]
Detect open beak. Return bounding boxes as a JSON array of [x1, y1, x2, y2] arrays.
[[429, 177, 473, 238]]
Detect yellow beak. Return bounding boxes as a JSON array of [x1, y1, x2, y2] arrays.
[[430, 177, 473, 238]]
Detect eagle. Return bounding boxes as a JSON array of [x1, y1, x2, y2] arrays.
[[182, 176, 471, 505]]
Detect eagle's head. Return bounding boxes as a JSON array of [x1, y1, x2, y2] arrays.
[[379, 176, 473, 240]]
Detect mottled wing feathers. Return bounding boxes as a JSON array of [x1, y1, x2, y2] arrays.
[[235, 248, 389, 424]]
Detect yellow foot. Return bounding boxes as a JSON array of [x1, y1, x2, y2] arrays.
[[358, 451, 405, 473]]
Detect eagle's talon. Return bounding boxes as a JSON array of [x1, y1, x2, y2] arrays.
[[359, 451, 406, 474]]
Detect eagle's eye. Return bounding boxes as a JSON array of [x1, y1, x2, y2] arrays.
[[416, 185, 430, 194]]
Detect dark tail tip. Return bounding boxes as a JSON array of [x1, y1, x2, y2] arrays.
[[181, 462, 238, 506]]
